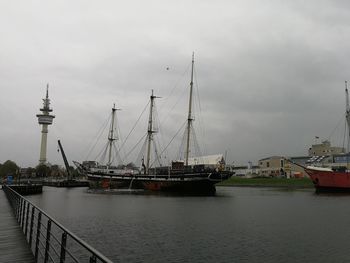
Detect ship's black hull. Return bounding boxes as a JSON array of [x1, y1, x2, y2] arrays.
[[87, 171, 231, 195], [141, 179, 217, 195]]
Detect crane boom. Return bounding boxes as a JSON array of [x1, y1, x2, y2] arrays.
[[58, 140, 72, 180]]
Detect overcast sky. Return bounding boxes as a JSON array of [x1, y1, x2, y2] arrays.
[[1, 0, 350, 168]]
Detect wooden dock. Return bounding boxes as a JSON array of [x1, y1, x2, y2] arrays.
[[0, 189, 34, 263]]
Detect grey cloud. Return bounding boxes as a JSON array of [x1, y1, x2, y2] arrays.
[[1, 0, 350, 167]]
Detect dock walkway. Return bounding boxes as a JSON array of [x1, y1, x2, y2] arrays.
[[0, 189, 34, 263]]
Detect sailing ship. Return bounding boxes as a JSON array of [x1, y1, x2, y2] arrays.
[[76, 54, 232, 195], [304, 81, 350, 192], [74, 103, 139, 189]]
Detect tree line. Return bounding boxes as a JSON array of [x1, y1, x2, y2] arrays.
[[0, 160, 79, 179]]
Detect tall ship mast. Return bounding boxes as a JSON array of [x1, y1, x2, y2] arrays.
[[346, 81, 350, 141], [107, 104, 119, 166], [185, 52, 195, 166], [146, 90, 158, 174]]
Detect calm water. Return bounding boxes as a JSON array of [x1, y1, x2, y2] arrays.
[[27, 186, 350, 263]]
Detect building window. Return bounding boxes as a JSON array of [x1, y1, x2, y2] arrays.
[[267, 162, 270, 168]]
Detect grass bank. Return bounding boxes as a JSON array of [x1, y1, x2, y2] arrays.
[[218, 176, 314, 188]]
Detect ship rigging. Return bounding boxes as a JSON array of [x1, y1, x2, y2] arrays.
[[75, 54, 232, 194]]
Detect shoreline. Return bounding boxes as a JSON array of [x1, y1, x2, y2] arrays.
[[217, 177, 314, 189], [217, 184, 314, 189]]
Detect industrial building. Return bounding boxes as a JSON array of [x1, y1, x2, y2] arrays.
[[255, 140, 349, 178], [308, 140, 344, 156]]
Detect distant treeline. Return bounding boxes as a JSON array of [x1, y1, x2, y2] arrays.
[[0, 160, 19, 178], [0, 160, 79, 178]]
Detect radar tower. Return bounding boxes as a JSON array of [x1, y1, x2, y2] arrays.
[[36, 84, 55, 165]]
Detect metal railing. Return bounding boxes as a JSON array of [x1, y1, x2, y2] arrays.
[[3, 185, 113, 263]]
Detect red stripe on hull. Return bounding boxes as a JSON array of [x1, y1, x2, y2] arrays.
[[305, 169, 350, 189]]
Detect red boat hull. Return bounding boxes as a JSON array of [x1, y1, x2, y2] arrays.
[[305, 168, 350, 191]]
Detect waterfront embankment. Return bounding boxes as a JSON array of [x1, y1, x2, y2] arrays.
[[218, 176, 313, 188]]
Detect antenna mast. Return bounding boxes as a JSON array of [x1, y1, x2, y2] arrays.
[[37, 84, 55, 165], [185, 52, 195, 166]]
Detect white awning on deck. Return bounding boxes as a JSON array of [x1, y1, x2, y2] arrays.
[[180, 154, 224, 166]]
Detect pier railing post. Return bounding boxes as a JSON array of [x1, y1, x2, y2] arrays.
[[20, 199, 26, 229], [59, 232, 67, 263], [20, 198, 24, 224], [29, 207, 35, 247], [17, 196, 21, 219], [35, 211, 42, 262], [25, 202, 30, 236], [16, 197, 21, 221], [16, 194, 19, 217], [17, 198, 21, 223], [44, 220, 52, 263]]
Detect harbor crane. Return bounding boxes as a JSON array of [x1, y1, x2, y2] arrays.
[[57, 140, 72, 181]]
